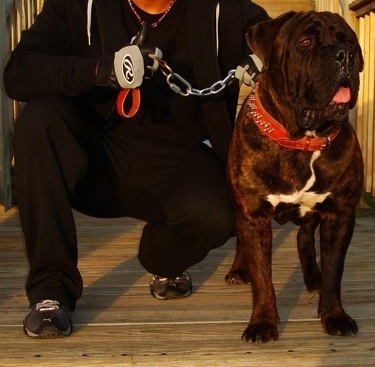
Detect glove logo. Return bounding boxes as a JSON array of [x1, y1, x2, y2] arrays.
[[122, 54, 135, 84]]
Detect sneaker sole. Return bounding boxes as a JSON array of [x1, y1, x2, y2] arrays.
[[24, 325, 72, 338], [151, 288, 192, 300]]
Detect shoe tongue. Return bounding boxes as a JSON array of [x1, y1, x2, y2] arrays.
[[332, 86, 351, 103]]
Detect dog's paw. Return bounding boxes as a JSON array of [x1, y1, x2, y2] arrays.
[[225, 269, 250, 285], [304, 271, 321, 292], [242, 323, 279, 343], [321, 313, 358, 336]]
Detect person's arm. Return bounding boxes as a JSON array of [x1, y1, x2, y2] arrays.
[[3, 0, 99, 101], [246, 0, 271, 29], [230, 0, 270, 87], [3, 0, 161, 102]]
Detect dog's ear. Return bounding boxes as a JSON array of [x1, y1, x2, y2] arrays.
[[246, 11, 297, 70]]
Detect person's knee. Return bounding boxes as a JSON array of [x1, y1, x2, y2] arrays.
[[13, 95, 71, 147], [12, 95, 90, 190], [175, 194, 235, 248], [199, 200, 235, 247]]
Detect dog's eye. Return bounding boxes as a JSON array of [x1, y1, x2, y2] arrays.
[[344, 40, 355, 48], [299, 38, 312, 48]]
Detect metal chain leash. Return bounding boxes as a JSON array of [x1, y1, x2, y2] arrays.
[[158, 59, 236, 97]]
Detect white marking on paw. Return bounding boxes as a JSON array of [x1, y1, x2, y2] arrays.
[[266, 150, 330, 216]]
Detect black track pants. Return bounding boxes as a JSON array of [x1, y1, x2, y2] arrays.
[[12, 95, 235, 310]]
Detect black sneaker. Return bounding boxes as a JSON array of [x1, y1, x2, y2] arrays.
[[150, 271, 192, 300], [23, 300, 72, 338]]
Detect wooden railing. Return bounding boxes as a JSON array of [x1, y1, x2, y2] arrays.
[[0, 1, 14, 212], [349, 0, 375, 204], [7, 0, 44, 120], [0, 0, 44, 211]]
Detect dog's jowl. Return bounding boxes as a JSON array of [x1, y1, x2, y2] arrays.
[[226, 11, 364, 343]]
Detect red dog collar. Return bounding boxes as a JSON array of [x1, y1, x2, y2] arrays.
[[248, 86, 340, 151]]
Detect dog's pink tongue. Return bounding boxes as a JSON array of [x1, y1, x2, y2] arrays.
[[332, 86, 351, 103]]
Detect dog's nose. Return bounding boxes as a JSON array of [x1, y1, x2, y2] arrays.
[[336, 48, 354, 66]]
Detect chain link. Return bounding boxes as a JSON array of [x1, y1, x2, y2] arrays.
[[159, 60, 236, 97]]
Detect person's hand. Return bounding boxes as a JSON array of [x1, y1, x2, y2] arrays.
[[95, 24, 162, 89], [234, 54, 263, 87], [114, 44, 162, 88]]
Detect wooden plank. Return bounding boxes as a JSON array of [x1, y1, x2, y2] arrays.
[[0, 1, 46, 212], [356, 17, 365, 154], [370, 12, 375, 196], [1, 207, 375, 366], [315, 0, 342, 13], [256, 0, 314, 17], [350, 0, 375, 17], [0, 0, 13, 212], [0, 320, 375, 366], [362, 14, 373, 193]]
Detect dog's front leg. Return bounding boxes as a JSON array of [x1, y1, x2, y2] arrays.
[[318, 212, 358, 336], [237, 216, 279, 343]]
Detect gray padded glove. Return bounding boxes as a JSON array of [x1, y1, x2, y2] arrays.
[[113, 44, 162, 88], [95, 24, 162, 89]]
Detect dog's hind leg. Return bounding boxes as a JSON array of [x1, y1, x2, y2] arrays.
[[225, 246, 251, 284], [225, 240, 251, 285], [297, 213, 321, 292]]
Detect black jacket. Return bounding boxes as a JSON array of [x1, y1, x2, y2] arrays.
[[3, 0, 269, 161]]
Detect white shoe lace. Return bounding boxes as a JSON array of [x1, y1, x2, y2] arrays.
[[35, 300, 61, 312]]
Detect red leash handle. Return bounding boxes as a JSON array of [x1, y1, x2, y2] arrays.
[[116, 88, 141, 118]]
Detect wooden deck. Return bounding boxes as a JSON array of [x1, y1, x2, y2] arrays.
[[1, 206, 375, 366]]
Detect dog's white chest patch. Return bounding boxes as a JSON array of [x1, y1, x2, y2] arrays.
[[266, 150, 331, 216]]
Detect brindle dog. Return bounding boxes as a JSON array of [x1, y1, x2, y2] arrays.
[[226, 11, 364, 343]]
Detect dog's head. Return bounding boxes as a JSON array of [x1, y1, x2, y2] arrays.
[[247, 11, 364, 138]]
